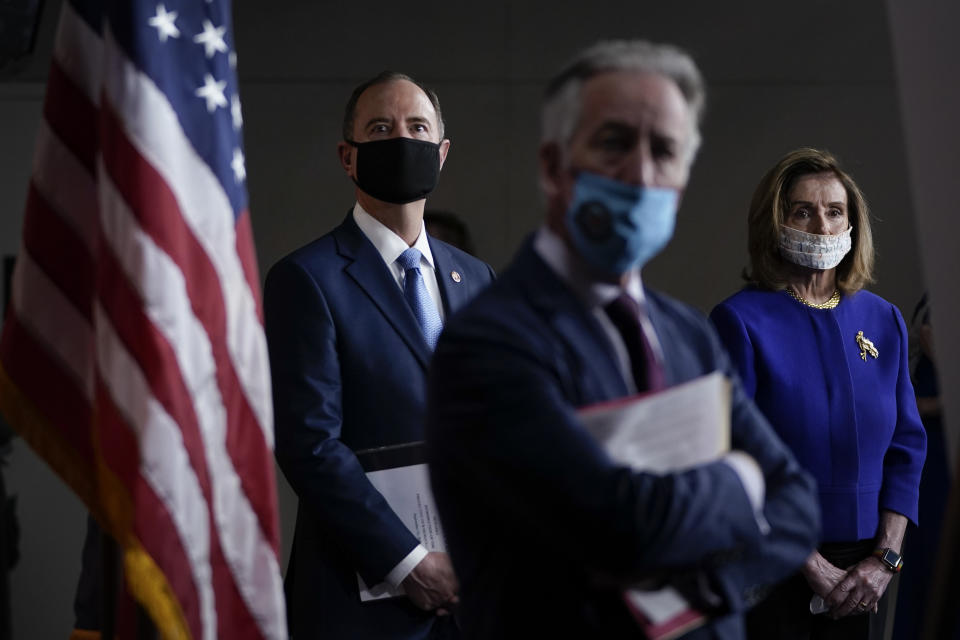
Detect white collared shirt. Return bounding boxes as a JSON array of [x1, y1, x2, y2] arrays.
[[353, 203, 445, 322]]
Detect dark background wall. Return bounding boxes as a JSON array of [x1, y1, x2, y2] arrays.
[[0, 1, 949, 637], [230, 1, 923, 316]]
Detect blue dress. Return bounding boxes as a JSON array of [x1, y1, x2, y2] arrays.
[[710, 287, 926, 543]]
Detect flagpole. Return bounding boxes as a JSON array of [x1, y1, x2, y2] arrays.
[[100, 531, 117, 640], [101, 531, 158, 639], [136, 604, 157, 640]]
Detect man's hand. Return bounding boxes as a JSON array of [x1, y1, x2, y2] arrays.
[[402, 551, 459, 615]]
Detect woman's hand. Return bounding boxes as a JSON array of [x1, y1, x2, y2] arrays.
[[823, 556, 891, 618], [818, 511, 907, 619], [801, 550, 846, 599]]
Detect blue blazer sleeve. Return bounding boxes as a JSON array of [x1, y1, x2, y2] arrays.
[[880, 306, 927, 523], [264, 257, 420, 584]]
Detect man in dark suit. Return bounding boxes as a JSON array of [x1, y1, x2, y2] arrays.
[[265, 71, 494, 639], [425, 40, 821, 639]]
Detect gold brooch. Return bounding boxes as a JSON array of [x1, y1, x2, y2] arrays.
[[856, 331, 879, 361]]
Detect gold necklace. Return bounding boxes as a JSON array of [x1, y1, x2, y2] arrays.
[[786, 287, 840, 310]]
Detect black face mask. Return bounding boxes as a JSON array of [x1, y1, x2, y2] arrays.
[[347, 137, 441, 204]]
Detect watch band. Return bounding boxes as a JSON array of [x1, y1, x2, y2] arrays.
[[873, 548, 903, 572]]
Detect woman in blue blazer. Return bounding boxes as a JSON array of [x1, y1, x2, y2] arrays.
[[710, 148, 926, 640]]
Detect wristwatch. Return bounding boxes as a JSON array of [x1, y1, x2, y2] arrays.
[[873, 548, 904, 573]]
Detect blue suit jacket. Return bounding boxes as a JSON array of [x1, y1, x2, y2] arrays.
[[264, 212, 495, 639], [425, 240, 820, 639]]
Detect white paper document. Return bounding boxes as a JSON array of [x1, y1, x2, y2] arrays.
[[357, 463, 446, 601], [578, 371, 731, 472], [625, 586, 693, 625], [578, 372, 732, 636]]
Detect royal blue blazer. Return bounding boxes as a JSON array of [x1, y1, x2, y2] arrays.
[[426, 241, 820, 640], [711, 287, 926, 542], [264, 212, 494, 640]]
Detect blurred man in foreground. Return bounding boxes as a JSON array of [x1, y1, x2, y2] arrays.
[[425, 40, 820, 639]]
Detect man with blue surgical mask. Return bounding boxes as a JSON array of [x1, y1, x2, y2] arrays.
[[539, 52, 694, 290], [424, 40, 821, 639]]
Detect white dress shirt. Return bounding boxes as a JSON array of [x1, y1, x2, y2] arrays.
[[352, 203, 435, 586]]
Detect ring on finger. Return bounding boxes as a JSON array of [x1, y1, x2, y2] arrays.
[[857, 601, 869, 609]]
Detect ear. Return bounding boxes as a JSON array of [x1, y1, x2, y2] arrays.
[[438, 138, 451, 170], [337, 141, 354, 176], [538, 141, 563, 197]]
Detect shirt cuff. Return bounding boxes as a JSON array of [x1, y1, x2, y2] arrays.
[[722, 451, 770, 535], [384, 544, 428, 588]]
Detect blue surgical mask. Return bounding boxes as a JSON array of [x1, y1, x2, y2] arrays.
[[565, 171, 679, 275]]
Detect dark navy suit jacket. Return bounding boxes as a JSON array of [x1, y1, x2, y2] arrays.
[[264, 212, 495, 639], [425, 240, 821, 639]]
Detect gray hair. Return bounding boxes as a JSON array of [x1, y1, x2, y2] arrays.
[[541, 40, 705, 162]]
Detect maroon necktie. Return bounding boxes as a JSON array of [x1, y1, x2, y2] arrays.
[[603, 294, 665, 392]]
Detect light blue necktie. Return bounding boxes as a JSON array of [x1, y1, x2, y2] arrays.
[[396, 248, 443, 348]]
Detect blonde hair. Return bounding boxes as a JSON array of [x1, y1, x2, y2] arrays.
[[744, 147, 874, 294]]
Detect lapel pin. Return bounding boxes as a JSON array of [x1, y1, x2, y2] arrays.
[[856, 331, 879, 361], [450, 271, 461, 283]]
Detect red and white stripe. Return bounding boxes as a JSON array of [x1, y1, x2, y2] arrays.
[[94, 303, 217, 639]]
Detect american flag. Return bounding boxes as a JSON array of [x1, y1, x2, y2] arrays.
[[0, 0, 286, 638]]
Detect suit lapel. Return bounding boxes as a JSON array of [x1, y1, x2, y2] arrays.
[[552, 306, 630, 402], [515, 243, 629, 403], [333, 215, 431, 368], [429, 239, 470, 316]]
